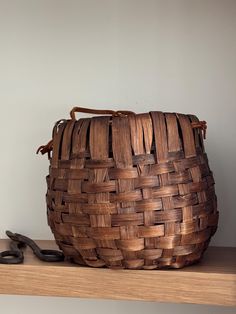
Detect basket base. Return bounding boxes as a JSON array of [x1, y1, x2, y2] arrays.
[[65, 252, 204, 270]]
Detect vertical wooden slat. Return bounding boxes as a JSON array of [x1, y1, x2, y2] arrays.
[[88, 117, 115, 264], [112, 116, 134, 210], [112, 116, 136, 264], [140, 113, 153, 154], [112, 116, 133, 169], [72, 119, 90, 157], [68, 119, 91, 214], [150, 112, 177, 264], [177, 114, 196, 158], [61, 119, 78, 215], [187, 115, 207, 204], [128, 114, 154, 263], [51, 121, 67, 168], [176, 114, 198, 259], [150, 111, 168, 163], [88, 116, 110, 211], [128, 114, 144, 155], [71, 119, 83, 157], [165, 113, 181, 152], [188, 114, 204, 152], [90, 116, 110, 160], [61, 120, 76, 160]]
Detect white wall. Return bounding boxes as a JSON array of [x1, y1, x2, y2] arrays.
[[0, 0, 235, 313]]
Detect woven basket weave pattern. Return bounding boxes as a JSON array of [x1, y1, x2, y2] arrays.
[[45, 110, 218, 269]]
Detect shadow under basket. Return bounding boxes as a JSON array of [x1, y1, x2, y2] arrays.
[[38, 107, 218, 269]]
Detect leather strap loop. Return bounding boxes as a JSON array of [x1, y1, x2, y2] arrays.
[[70, 106, 135, 120]]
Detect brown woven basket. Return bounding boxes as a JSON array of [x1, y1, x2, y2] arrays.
[[38, 107, 218, 269]]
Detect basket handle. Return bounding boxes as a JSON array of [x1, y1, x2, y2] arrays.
[[70, 106, 135, 120]]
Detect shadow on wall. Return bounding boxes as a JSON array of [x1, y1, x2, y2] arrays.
[[205, 132, 236, 247]]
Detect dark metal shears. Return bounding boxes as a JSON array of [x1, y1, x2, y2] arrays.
[[0, 231, 64, 264]]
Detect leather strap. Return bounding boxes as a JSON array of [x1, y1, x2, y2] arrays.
[[70, 106, 135, 120]]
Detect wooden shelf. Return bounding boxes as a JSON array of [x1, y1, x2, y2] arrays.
[[0, 240, 235, 306]]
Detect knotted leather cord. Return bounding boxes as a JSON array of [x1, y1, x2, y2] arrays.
[[36, 139, 53, 156], [37, 107, 207, 155], [191, 120, 207, 139]]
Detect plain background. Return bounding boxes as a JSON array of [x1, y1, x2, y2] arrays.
[[0, 0, 235, 313]]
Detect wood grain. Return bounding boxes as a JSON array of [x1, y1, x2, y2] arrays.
[[0, 240, 235, 306]]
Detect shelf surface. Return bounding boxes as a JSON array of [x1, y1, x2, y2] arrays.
[[0, 239, 235, 306]]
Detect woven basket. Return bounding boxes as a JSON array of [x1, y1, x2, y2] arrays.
[[38, 107, 218, 269]]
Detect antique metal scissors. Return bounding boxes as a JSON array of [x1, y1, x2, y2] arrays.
[[0, 231, 64, 264]]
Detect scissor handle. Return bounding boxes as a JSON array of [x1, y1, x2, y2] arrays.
[[37, 249, 64, 262], [0, 249, 23, 264], [6, 231, 64, 262]]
